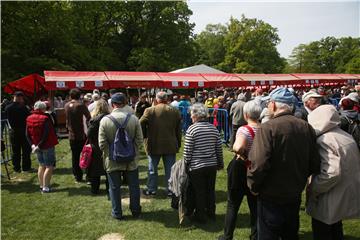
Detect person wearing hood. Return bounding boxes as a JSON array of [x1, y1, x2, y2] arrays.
[[339, 98, 360, 132], [26, 101, 59, 193], [307, 105, 360, 240]]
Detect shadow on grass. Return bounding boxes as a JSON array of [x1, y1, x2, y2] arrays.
[[1, 175, 59, 194], [53, 167, 72, 175], [135, 209, 251, 233]]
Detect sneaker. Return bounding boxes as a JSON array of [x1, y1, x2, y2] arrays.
[[142, 189, 156, 196], [42, 187, 51, 193]]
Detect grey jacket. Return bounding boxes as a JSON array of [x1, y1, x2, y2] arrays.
[[307, 105, 360, 224], [98, 108, 143, 172], [230, 100, 246, 126]]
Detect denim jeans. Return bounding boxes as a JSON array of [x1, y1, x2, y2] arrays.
[[107, 168, 141, 218], [257, 198, 301, 240], [146, 154, 176, 192]]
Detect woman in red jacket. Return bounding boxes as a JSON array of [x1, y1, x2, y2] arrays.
[[26, 101, 58, 193]]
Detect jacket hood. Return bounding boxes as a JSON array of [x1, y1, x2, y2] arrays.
[[308, 105, 340, 136]]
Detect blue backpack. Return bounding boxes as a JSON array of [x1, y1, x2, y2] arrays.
[[106, 114, 135, 163]]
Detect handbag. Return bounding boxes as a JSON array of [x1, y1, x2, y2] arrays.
[[79, 139, 93, 169]]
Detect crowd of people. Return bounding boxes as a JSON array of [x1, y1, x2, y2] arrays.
[[2, 84, 360, 240]]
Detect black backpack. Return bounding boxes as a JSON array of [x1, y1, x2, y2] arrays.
[[106, 114, 135, 163], [344, 116, 360, 149]]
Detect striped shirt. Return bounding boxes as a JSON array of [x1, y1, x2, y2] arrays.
[[183, 121, 224, 171], [236, 125, 259, 154]]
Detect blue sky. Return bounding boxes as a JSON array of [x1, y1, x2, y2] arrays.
[[187, 1, 360, 58]]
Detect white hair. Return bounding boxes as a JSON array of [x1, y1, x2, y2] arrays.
[[243, 100, 262, 120], [190, 103, 208, 120], [156, 91, 168, 102], [34, 101, 46, 111], [274, 102, 293, 112]]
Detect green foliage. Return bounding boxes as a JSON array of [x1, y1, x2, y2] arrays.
[[1, 1, 196, 85], [287, 37, 360, 73], [194, 24, 227, 69], [220, 16, 285, 73], [195, 16, 285, 73]]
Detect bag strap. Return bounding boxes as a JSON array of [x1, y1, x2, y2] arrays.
[[243, 125, 255, 140], [107, 114, 131, 129]]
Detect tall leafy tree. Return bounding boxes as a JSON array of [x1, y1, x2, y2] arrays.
[[194, 24, 227, 69], [219, 15, 285, 73]]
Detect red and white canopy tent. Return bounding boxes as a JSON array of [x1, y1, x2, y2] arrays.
[[3, 73, 47, 97], [10, 71, 357, 92]]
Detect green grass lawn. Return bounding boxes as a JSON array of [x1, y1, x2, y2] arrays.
[[2, 139, 360, 240]]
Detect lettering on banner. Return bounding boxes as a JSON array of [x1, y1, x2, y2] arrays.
[[310, 80, 314, 84], [198, 81, 204, 87], [315, 80, 319, 84], [76, 81, 84, 88], [95, 80, 103, 87], [171, 81, 178, 87], [251, 81, 256, 86], [306, 80, 309, 84], [260, 80, 266, 85], [269, 80, 274, 85], [56, 81, 65, 88], [182, 81, 189, 87]]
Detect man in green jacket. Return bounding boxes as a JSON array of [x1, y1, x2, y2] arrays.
[[99, 93, 143, 220], [140, 91, 182, 196]]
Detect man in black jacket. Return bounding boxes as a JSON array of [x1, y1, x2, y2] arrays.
[[247, 87, 320, 240], [5, 91, 32, 172]]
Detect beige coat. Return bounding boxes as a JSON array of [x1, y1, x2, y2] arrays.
[[140, 103, 182, 155], [307, 105, 360, 224], [98, 108, 143, 172]]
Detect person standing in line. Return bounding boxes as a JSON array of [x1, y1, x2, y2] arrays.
[[26, 101, 58, 193], [306, 105, 360, 240], [247, 87, 320, 240], [134, 93, 151, 119], [184, 103, 224, 223], [64, 88, 91, 183], [140, 91, 182, 196], [5, 91, 32, 173], [219, 100, 262, 240], [87, 99, 110, 195], [99, 93, 143, 220], [229, 93, 247, 147]]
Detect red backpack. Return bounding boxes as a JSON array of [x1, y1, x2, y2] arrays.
[[79, 140, 93, 169]]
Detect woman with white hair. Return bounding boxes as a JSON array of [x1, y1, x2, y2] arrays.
[[26, 101, 58, 193], [219, 100, 262, 240], [183, 103, 224, 223]]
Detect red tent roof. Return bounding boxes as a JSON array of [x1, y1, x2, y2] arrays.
[[44, 71, 108, 90], [104, 71, 163, 88], [157, 73, 208, 88], [3, 74, 46, 96]]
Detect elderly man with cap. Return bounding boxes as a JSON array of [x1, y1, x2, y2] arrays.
[[99, 93, 144, 220], [5, 91, 32, 173], [26, 101, 58, 193], [140, 91, 182, 196], [295, 91, 323, 121], [229, 93, 247, 147], [247, 87, 320, 240]]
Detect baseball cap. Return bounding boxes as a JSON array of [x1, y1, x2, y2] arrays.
[[347, 92, 359, 103], [302, 91, 322, 103], [111, 93, 127, 104], [269, 87, 294, 105]]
